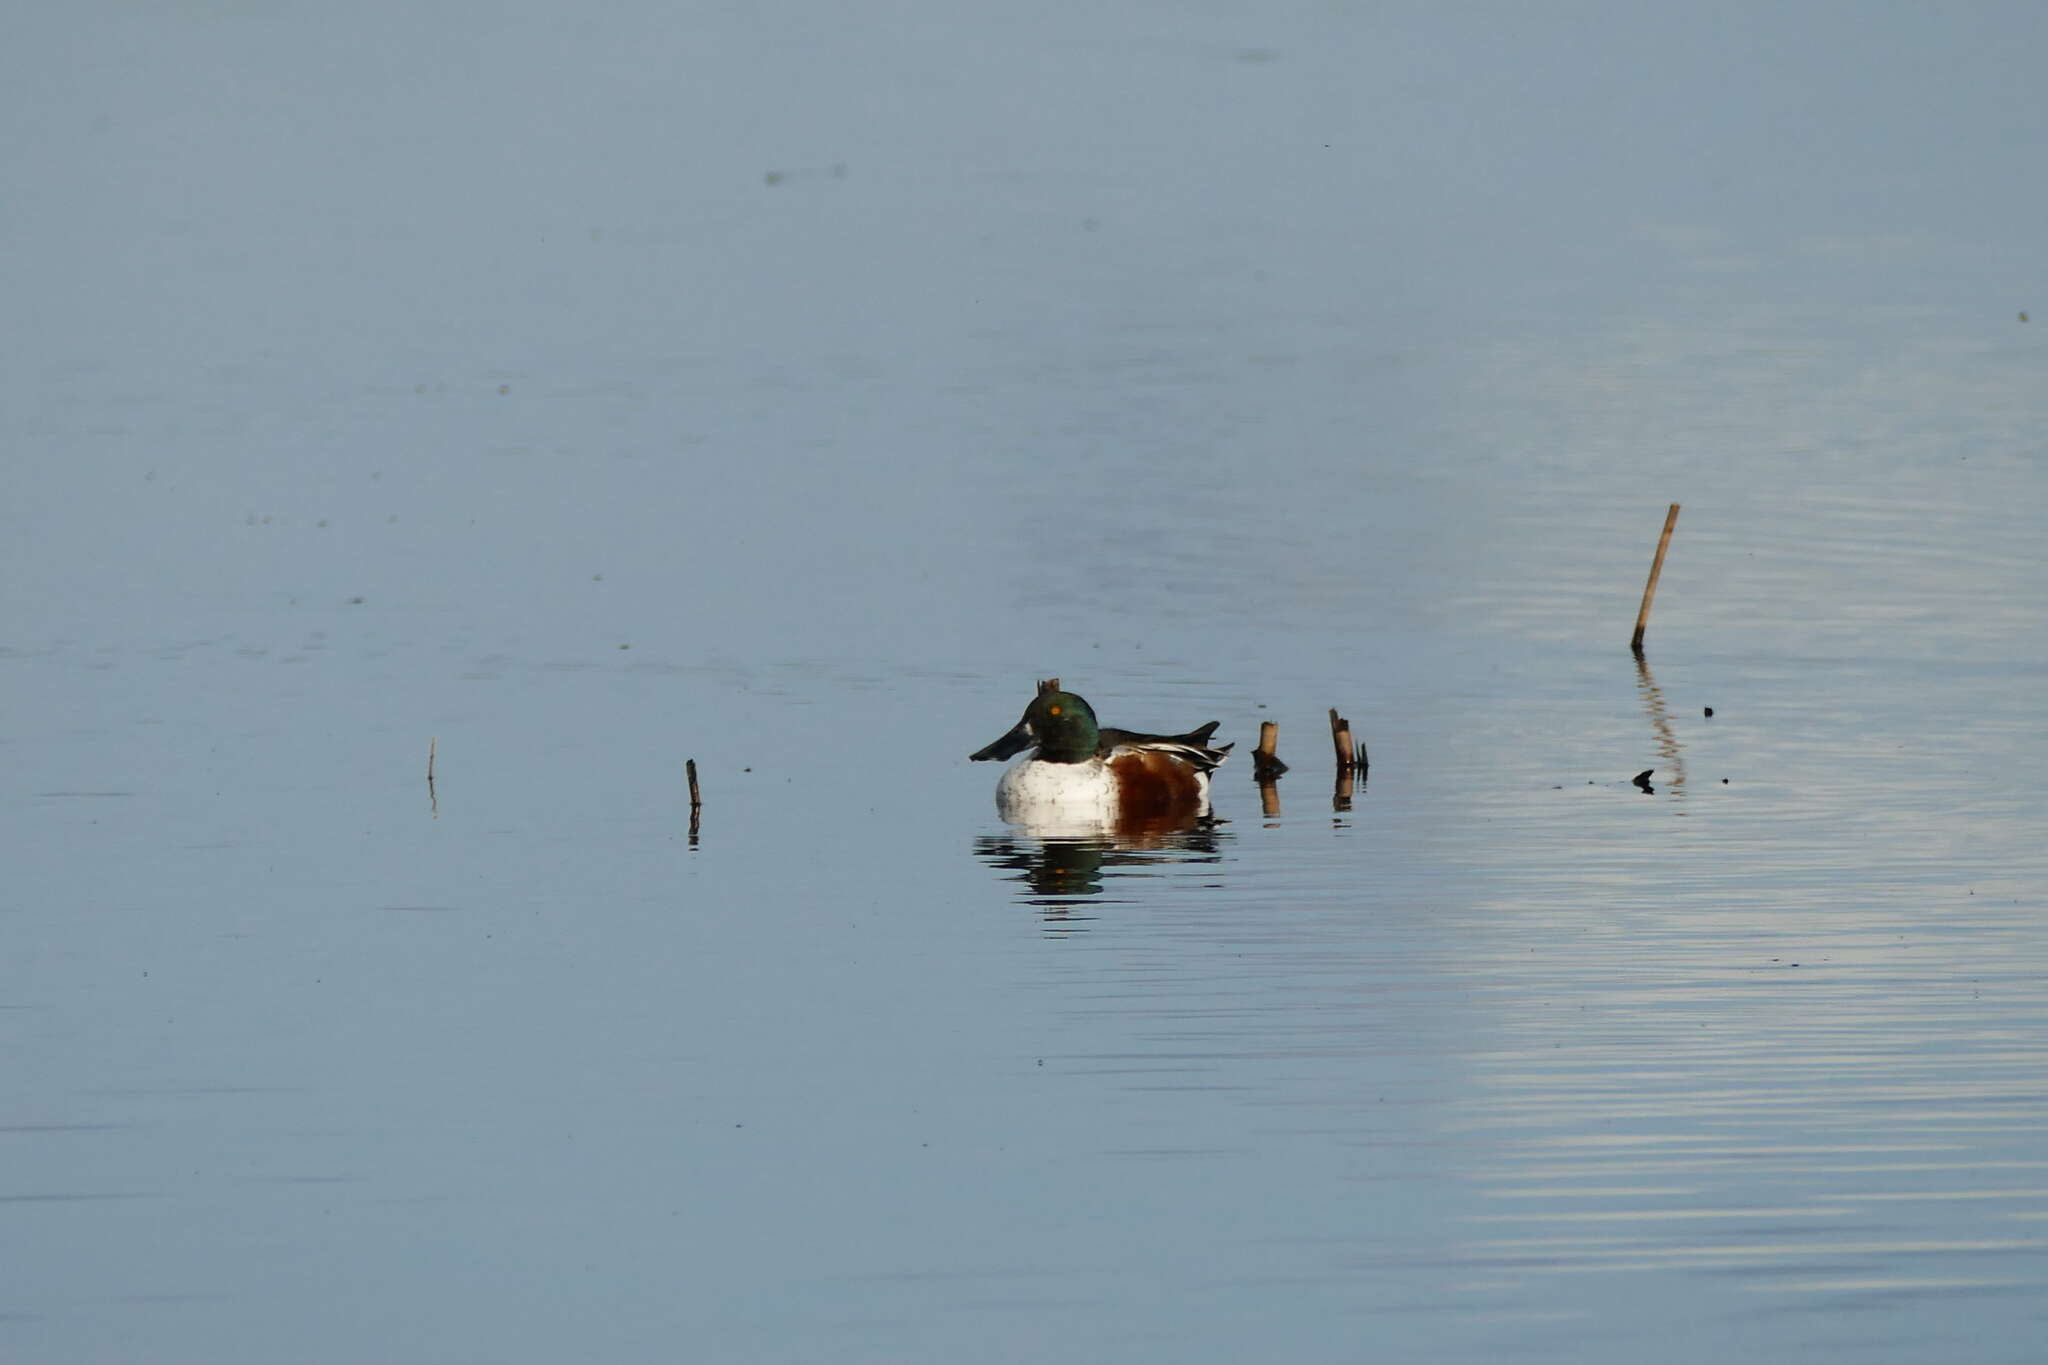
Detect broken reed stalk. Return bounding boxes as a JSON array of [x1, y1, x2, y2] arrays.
[[1332, 723, 1356, 808], [1328, 708, 1357, 770], [427, 736, 437, 782], [1252, 721, 1288, 780], [1631, 503, 1682, 654], [686, 758, 702, 809]]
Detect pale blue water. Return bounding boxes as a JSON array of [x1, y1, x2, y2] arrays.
[[7, 4, 2048, 1362]]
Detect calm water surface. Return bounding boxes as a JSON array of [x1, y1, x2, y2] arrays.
[[7, 4, 2048, 1362]]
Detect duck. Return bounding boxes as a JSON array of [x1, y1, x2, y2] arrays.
[[970, 679, 1230, 825]]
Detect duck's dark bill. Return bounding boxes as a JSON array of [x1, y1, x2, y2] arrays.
[[970, 721, 1035, 762]]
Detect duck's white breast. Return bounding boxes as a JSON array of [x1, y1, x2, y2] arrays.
[[994, 756, 1116, 814]]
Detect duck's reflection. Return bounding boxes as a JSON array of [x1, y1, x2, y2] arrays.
[[973, 812, 1228, 930]]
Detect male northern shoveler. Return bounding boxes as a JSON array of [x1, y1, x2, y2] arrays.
[[970, 680, 1231, 826]]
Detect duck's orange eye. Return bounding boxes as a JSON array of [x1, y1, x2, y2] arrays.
[[1047, 704, 1062, 716]]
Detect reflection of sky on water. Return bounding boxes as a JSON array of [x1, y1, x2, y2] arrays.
[[8, 2, 2048, 1361], [1436, 297, 2048, 663]]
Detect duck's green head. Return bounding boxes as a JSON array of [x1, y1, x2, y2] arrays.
[[969, 688, 1101, 764]]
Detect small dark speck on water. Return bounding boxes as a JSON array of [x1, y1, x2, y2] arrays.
[[1722, 778, 1730, 784], [1704, 706, 1714, 717], [618, 643, 630, 650], [743, 767, 752, 773]]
